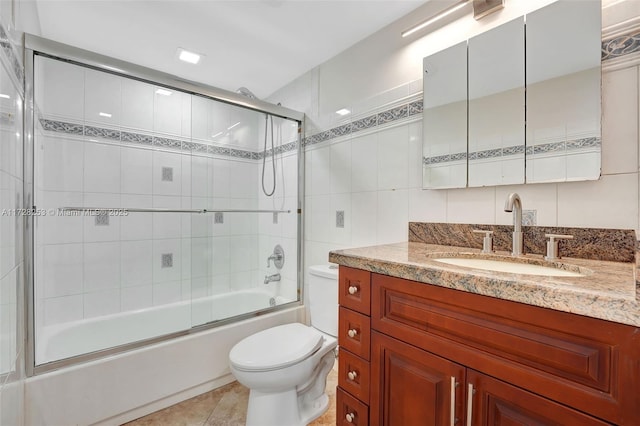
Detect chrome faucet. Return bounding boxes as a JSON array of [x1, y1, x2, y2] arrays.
[[264, 273, 281, 285], [267, 244, 284, 269], [504, 192, 523, 256]]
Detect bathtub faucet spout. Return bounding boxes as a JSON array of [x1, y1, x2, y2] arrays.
[[264, 273, 281, 285]]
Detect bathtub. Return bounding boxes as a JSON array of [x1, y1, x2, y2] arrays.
[[27, 289, 304, 425], [37, 288, 289, 365]]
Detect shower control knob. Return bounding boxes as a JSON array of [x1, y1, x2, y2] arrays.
[[348, 370, 358, 381], [348, 285, 359, 295], [347, 329, 358, 338], [346, 413, 355, 423]]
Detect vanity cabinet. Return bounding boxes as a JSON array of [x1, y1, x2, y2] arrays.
[[336, 266, 640, 425]]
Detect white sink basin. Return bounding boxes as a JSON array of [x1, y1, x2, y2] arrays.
[[432, 257, 585, 277]]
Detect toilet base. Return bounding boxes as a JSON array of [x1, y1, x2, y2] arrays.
[[244, 350, 336, 426]]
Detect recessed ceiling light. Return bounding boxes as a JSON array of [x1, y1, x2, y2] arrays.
[[336, 108, 351, 116], [177, 48, 201, 64], [0, 94, 10, 99], [99, 112, 112, 118], [155, 88, 172, 96], [227, 122, 241, 130]]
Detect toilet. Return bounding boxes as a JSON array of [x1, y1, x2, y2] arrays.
[[229, 265, 339, 426]]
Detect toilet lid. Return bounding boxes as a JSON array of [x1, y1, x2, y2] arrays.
[[230, 323, 324, 372]]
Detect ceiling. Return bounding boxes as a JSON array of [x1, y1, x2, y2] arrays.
[[34, 0, 427, 100]]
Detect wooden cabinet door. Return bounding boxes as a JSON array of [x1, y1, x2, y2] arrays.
[[371, 331, 465, 426], [467, 370, 611, 426]]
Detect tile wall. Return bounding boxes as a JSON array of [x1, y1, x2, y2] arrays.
[[0, 13, 25, 426], [33, 56, 300, 348]]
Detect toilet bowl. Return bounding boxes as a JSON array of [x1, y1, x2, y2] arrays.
[[229, 264, 338, 426]]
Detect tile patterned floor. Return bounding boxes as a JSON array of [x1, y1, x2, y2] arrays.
[[123, 367, 337, 426]]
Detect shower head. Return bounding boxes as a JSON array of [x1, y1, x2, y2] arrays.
[[236, 87, 258, 100]]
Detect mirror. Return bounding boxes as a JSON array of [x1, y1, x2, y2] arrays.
[[526, 0, 601, 183], [422, 0, 601, 189], [468, 17, 525, 187], [422, 41, 467, 189]]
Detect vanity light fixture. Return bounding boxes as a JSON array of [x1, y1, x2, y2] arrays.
[[99, 112, 112, 118], [177, 48, 201, 64], [402, 0, 470, 38], [336, 108, 351, 116], [155, 88, 172, 96]]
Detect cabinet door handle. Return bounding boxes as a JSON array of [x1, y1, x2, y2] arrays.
[[348, 285, 359, 295], [347, 328, 358, 338], [345, 412, 355, 423], [450, 376, 457, 426], [466, 383, 474, 426], [348, 370, 358, 381]]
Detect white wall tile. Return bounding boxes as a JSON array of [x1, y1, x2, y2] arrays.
[[330, 141, 351, 194], [557, 173, 639, 229], [120, 195, 152, 240], [84, 289, 120, 319], [408, 121, 423, 189], [307, 194, 331, 242], [191, 156, 211, 197], [121, 147, 152, 195], [43, 295, 83, 326], [42, 137, 84, 192], [43, 244, 83, 298], [121, 240, 153, 288], [153, 90, 190, 137], [121, 79, 154, 132], [351, 191, 377, 247], [121, 285, 153, 312], [83, 193, 121, 243], [229, 161, 257, 199], [212, 158, 231, 198], [190, 237, 212, 279], [377, 189, 409, 244], [84, 69, 122, 127], [39, 191, 84, 245], [601, 67, 638, 175], [351, 134, 378, 192], [83, 242, 120, 292], [408, 188, 447, 223], [152, 151, 183, 196], [152, 281, 182, 306], [377, 126, 409, 190], [446, 187, 496, 224], [37, 57, 84, 122], [152, 196, 182, 239], [84, 142, 121, 193], [309, 145, 331, 196]]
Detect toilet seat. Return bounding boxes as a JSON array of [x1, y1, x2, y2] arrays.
[[230, 323, 324, 372]]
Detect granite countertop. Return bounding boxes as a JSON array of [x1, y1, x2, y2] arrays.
[[329, 242, 640, 328]]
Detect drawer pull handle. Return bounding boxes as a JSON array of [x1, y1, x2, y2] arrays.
[[347, 328, 358, 338], [348, 285, 359, 295], [346, 412, 355, 423], [347, 370, 358, 381]]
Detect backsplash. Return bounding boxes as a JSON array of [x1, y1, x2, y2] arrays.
[[409, 222, 636, 263]]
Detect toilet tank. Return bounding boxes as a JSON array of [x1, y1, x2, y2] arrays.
[[308, 264, 339, 337]]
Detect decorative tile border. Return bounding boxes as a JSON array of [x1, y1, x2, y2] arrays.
[[602, 29, 640, 61], [424, 137, 600, 166], [0, 23, 24, 88], [39, 117, 294, 160]]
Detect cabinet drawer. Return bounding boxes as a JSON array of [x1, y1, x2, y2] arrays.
[[339, 266, 371, 315], [338, 348, 370, 404], [339, 307, 371, 360], [337, 387, 369, 426]]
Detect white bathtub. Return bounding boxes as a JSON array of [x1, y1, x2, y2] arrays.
[[37, 289, 288, 365], [27, 290, 304, 425]]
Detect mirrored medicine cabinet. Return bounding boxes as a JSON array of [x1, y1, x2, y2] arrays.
[[422, 0, 602, 189]]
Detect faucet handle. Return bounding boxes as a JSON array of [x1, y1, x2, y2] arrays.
[[472, 229, 494, 254], [544, 234, 573, 261]]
